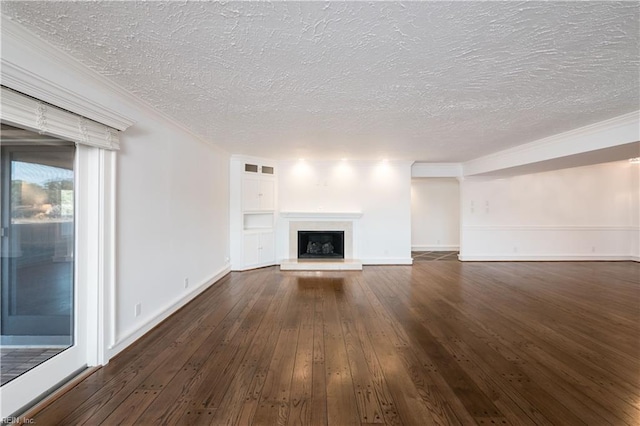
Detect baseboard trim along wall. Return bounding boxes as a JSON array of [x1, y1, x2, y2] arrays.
[[458, 254, 635, 261], [108, 264, 231, 360]]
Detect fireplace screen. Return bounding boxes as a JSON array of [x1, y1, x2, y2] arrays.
[[298, 230, 345, 259]]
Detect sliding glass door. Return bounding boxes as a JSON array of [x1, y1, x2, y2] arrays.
[[1, 125, 88, 415], [1, 144, 75, 345], [0, 85, 118, 418]]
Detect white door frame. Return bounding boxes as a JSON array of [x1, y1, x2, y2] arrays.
[[0, 17, 129, 416], [0, 143, 116, 417]]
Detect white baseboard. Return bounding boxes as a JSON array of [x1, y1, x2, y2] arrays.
[[107, 264, 231, 360], [630, 255, 640, 262], [412, 245, 459, 251], [362, 258, 413, 265], [458, 254, 635, 262]]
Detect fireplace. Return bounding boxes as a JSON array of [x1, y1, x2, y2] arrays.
[[281, 213, 362, 270], [298, 230, 345, 259]]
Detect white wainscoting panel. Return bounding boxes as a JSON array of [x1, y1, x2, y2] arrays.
[[459, 226, 637, 261]]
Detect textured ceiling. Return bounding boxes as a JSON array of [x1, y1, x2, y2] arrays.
[[2, 1, 639, 161]]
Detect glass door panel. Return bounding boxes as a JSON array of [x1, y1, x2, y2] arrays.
[[1, 129, 75, 386]]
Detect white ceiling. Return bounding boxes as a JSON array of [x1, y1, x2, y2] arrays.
[[2, 1, 639, 162]]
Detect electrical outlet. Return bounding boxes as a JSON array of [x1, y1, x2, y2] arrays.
[[184, 278, 189, 288], [135, 303, 141, 317]]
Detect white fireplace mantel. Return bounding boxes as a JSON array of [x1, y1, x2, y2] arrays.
[[280, 211, 363, 219], [280, 211, 363, 270]]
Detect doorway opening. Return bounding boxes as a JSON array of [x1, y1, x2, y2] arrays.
[[410, 177, 460, 260]]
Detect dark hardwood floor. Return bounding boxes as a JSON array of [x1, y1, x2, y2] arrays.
[[25, 261, 639, 425]]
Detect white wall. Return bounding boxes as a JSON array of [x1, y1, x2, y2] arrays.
[[459, 161, 639, 260], [276, 160, 413, 264], [1, 20, 231, 360], [411, 178, 460, 251], [116, 121, 230, 353]]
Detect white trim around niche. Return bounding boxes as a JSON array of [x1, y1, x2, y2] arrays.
[[280, 212, 364, 269]]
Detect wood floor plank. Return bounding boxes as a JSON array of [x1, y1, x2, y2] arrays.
[[421, 262, 638, 424], [410, 261, 635, 425], [321, 279, 360, 426], [286, 280, 315, 426], [355, 270, 476, 425], [130, 272, 269, 425], [24, 262, 640, 426], [377, 268, 500, 424], [208, 273, 290, 425], [310, 284, 329, 426], [250, 279, 305, 425], [234, 274, 298, 425], [344, 299, 405, 426], [99, 388, 159, 426], [350, 273, 445, 426], [397, 268, 552, 425], [28, 276, 237, 425]]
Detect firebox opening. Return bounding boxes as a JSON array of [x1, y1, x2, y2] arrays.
[[298, 231, 345, 259]]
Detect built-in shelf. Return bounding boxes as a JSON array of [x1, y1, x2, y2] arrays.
[[243, 212, 274, 230], [231, 156, 278, 271]]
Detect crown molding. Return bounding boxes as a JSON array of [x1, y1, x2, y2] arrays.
[[463, 111, 640, 176]]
